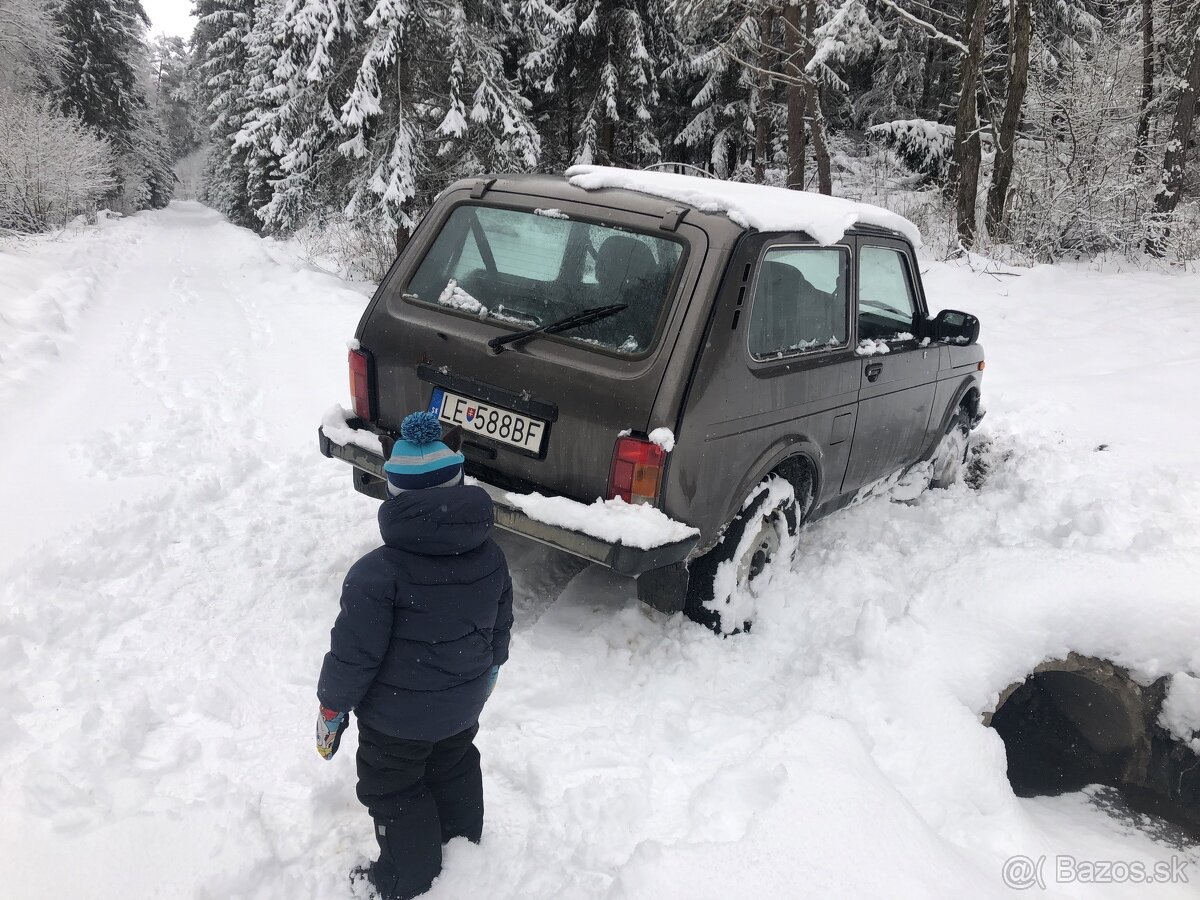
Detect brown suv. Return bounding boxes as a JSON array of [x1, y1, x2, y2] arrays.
[[319, 167, 984, 632]]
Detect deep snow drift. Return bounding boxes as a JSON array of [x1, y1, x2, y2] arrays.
[[1, 203, 1198, 899]]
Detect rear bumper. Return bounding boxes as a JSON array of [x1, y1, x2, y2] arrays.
[[318, 421, 699, 577]]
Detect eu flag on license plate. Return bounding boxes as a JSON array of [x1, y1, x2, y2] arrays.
[[428, 387, 445, 414]]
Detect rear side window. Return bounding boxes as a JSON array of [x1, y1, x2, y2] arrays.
[[748, 247, 849, 360], [858, 247, 918, 340], [404, 205, 683, 355]]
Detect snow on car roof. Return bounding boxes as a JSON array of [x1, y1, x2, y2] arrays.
[[566, 164, 921, 247]]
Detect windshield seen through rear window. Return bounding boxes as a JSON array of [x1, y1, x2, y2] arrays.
[[404, 205, 683, 354]]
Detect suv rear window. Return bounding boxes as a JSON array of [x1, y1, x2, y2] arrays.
[[404, 205, 683, 354]]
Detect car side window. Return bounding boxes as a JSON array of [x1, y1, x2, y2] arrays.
[[858, 246, 918, 341], [748, 247, 849, 360]]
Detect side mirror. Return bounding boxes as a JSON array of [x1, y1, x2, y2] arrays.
[[929, 309, 979, 345]]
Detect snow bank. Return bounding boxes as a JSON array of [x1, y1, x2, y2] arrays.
[[504, 492, 698, 549], [566, 164, 922, 247], [0, 221, 136, 401]]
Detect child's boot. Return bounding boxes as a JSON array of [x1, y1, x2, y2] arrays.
[[369, 802, 442, 900]]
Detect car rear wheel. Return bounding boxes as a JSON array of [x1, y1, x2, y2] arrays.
[[683, 478, 800, 635]]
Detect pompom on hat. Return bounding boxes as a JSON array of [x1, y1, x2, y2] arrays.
[[382, 412, 466, 496]]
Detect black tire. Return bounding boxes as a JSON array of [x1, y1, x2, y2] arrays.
[[928, 406, 971, 490], [683, 478, 801, 635]]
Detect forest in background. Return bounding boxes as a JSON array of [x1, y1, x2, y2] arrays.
[[3, 1, 1200, 274], [0, 0, 197, 230]]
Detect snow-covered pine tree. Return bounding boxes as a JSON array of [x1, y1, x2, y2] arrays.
[[119, 113, 176, 210], [237, 0, 539, 243], [669, 1, 769, 180], [54, 0, 150, 140], [518, 0, 680, 170], [194, 0, 261, 227], [671, 0, 888, 186], [0, 0, 64, 94], [51, 0, 174, 212], [148, 35, 201, 161], [1147, 0, 1200, 253]]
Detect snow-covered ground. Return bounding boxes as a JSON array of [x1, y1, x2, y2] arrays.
[[1, 203, 1198, 899]]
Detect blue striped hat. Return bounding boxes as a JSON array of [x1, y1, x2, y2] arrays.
[[383, 412, 466, 496]]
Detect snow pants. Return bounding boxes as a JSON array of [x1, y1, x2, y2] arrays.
[[355, 721, 483, 900]]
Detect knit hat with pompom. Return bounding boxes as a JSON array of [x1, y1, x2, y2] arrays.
[[382, 411, 466, 496]]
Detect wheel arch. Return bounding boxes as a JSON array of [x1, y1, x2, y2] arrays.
[[930, 375, 983, 443], [702, 437, 822, 555]]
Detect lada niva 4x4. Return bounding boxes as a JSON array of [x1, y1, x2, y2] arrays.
[[319, 166, 984, 632]]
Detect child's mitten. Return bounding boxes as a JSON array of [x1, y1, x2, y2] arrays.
[[316, 706, 348, 760]]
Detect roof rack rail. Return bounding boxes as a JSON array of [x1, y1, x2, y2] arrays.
[[641, 162, 716, 179]]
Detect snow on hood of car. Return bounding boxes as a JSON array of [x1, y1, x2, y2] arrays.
[[566, 165, 922, 247]]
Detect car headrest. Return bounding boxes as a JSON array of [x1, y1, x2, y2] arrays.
[[760, 259, 802, 300], [595, 236, 658, 291]]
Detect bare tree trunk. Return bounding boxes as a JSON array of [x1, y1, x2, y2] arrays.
[[754, 7, 776, 182], [803, 0, 831, 194], [808, 91, 832, 194], [600, 120, 615, 165], [985, 0, 1031, 238], [1147, 30, 1200, 256], [783, 1, 807, 190], [1134, 0, 1154, 169], [952, 0, 992, 248], [565, 43, 576, 170], [919, 42, 936, 113]]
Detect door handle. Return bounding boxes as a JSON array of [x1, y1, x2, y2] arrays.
[[865, 362, 884, 383]]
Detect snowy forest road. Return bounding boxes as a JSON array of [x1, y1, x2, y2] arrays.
[[1, 204, 1199, 899]]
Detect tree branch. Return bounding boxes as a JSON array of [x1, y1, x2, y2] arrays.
[[877, 0, 968, 54]]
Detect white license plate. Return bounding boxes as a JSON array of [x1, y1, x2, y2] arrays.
[[434, 388, 546, 454]]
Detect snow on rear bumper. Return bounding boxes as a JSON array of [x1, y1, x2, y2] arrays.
[[317, 417, 699, 577]]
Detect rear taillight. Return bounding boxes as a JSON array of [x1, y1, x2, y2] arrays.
[[348, 348, 374, 421], [608, 436, 666, 505]]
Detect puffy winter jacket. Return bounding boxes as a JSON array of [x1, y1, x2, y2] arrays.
[[317, 485, 513, 741]]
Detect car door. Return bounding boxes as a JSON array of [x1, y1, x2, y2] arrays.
[[841, 236, 938, 493], [670, 235, 862, 538]]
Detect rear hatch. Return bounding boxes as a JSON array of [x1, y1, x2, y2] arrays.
[[357, 178, 711, 505]]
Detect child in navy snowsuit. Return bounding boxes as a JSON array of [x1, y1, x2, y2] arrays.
[[316, 411, 513, 900]]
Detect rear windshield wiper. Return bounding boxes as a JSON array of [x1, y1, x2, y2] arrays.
[[488, 303, 627, 353]]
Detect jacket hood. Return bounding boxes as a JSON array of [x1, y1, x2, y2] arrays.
[[378, 484, 494, 556]]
